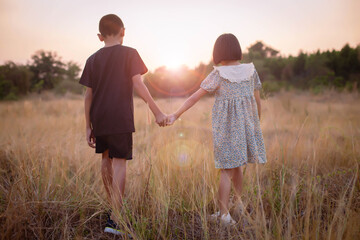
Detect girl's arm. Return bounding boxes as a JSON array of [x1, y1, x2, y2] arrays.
[[168, 88, 208, 124], [254, 90, 261, 120]]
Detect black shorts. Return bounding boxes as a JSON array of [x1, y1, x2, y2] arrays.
[[95, 133, 133, 160]]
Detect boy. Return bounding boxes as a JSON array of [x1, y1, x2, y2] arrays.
[[79, 14, 166, 236]]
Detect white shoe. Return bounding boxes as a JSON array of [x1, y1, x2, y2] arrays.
[[209, 211, 220, 220], [220, 213, 236, 225]]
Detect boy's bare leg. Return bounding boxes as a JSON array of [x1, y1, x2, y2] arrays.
[[218, 169, 234, 215], [110, 158, 127, 221], [101, 150, 113, 204]]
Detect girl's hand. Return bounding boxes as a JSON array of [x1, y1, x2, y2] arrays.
[[166, 114, 177, 126]]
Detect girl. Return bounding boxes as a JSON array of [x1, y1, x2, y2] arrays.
[[167, 33, 267, 224]]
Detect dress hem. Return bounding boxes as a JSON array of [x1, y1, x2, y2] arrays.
[[215, 161, 266, 169]]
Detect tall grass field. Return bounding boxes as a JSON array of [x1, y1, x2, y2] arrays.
[[0, 91, 359, 239]]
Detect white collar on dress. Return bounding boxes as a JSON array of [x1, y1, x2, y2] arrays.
[[213, 63, 255, 83]]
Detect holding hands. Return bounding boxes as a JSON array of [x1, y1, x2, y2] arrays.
[[155, 113, 178, 127], [155, 89, 209, 127], [166, 114, 177, 125]]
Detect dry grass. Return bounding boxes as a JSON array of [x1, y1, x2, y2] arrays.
[[0, 90, 359, 239]]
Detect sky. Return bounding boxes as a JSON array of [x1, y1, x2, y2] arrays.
[[0, 0, 359, 71]]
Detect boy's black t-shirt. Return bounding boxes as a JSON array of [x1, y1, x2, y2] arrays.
[[79, 45, 148, 136]]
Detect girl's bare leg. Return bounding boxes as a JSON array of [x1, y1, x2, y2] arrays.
[[232, 166, 245, 214], [232, 166, 243, 201], [218, 169, 234, 215]]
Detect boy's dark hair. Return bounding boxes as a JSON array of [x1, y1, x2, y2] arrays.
[[99, 14, 124, 37], [213, 33, 242, 65]]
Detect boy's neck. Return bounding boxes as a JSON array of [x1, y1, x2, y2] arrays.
[[104, 39, 123, 48], [103, 36, 124, 48], [98, 30, 125, 48]]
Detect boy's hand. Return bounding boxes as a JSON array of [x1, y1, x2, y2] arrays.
[[155, 113, 167, 127], [166, 114, 177, 126], [86, 127, 96, 148]]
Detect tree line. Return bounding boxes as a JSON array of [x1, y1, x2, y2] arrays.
[[0, 50, 82, 100], [0, 42, 359, 100], [145, 41, 360, 97], [252, 42, 360, 94]]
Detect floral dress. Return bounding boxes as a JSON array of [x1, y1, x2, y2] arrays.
[[200, 63, 267, 169]]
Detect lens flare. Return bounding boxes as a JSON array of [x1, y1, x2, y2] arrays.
[[150, 126, 213, 170], [145, 69, 207, 97], [149, 125, 214, 206], [163, 139, 200, 168]]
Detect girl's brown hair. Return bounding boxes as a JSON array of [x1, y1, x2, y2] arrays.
[[213, 33, 242, 65]]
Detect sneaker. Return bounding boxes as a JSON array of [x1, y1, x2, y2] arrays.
[[104, 219, 132, 238], [210, 211, 220, 220], [220, 213, 236, 225], [106, 210, 112, 221]]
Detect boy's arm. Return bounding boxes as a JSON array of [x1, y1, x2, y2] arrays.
[[254, 90, 261, 120], [84, 87, 95, 148], [167, 88, 208, 125], [132, 74, 167, 126]]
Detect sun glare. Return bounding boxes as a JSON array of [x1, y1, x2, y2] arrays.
[[165, 56, 184, 70], [161, 53, 186, 70], [158, 42, 186, 70]]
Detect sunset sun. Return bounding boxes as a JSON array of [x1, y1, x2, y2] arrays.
[[161, 51, 186, 70], [158, 42, 187, 70], [165, 55, 184, 69]]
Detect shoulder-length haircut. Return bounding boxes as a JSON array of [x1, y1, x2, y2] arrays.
[[212, 33, 242, 65]]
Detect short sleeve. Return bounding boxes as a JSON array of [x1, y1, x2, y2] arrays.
[[79, 58, 93, 88], [129, 49, 148, 78], [253, 68, 262, 90], [200, 70, 221, 93]]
